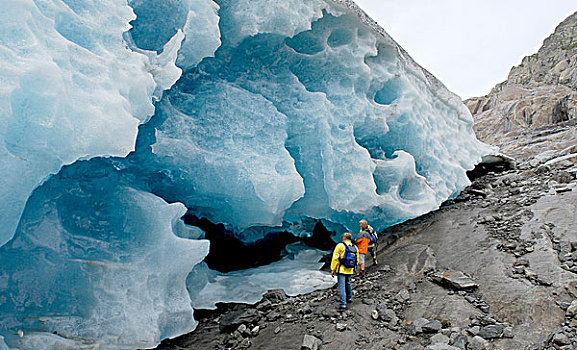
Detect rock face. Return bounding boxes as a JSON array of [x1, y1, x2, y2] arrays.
[[465, 11, 577, 159]]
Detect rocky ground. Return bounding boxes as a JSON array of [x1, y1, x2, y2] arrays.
[[152, 147, 577, 350]]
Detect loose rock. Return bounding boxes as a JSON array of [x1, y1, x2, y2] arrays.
[[302, 334, 322, 350]]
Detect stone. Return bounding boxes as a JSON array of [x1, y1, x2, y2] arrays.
[[430, 270, 478, 290], [467, 326, 480, 336], [396, 289, 411, 302], [266, 310, 281, 321], [478, 324, 503, 339], [321, 308, 339, 318], [422, 320, 443, 333], [302, 334, 322, 350], [553, 332, 571, 346], [274, 326, 282, 334], [467, 336, 488, 350], [335, 323, 347, 331], [264, 289, 287, 303], [430, 333, 450, 344], [378, 307, 399, 325], [502, 326, 514, 338], [566, 300, 577, 317], [451, 334, 468, 350], [407, 318, 430, 335], [371, 310, 379, 320]]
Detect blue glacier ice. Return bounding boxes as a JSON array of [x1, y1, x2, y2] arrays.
[[0, 0, 495, 348], [0, 160, 209, 349]]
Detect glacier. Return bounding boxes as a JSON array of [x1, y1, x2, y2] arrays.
[[0, 0, 495, 348]]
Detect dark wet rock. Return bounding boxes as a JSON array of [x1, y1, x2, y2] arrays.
[[219, 309, 261, 332], [430, 270, 478, 290]]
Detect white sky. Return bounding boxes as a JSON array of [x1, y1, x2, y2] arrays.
[[354, 0, 577, 99]]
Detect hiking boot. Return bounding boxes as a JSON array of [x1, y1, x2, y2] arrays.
[[373, 259, 378, 266], [358, 270, 365, 278], [346, 299, 352, 303], [338, 305, 347, 310]]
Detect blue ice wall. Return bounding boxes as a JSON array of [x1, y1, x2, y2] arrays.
[[0, 0, 495, 348]]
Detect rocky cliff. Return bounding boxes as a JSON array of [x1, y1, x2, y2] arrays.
[[466, 11, 577, 159]]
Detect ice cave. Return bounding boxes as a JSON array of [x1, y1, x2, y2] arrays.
[[0, 0, 494, 348]]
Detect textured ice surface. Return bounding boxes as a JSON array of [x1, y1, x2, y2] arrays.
[[0, 0, 495, 348], [0, 0, 155, 246], [189, 245, 334, 309], [0, 161, 209, 349], [128, 0, 221, 69], [147, 3, 494, 235]]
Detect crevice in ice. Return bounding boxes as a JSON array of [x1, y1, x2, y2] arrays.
[[181, 215, 339, 273], [128, 0, 190, 53], [183, 215, 299, 273]]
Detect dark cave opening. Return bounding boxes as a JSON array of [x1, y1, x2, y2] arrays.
[[466, 155, 515, 182], [182, 215, 337, 273]]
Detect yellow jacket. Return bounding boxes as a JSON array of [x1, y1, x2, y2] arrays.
[[331, 240, 358, 274]]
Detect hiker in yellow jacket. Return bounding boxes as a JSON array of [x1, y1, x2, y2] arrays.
[[331, 232, 359, 309]]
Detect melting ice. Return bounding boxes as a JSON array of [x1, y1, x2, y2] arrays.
[[0, 0, 494, 348]]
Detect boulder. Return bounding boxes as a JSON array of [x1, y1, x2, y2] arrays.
[[430, 270, 478, 290]]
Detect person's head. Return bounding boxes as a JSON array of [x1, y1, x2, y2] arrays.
[[342, 232, 352, 242], [359, 219, 368, 230]]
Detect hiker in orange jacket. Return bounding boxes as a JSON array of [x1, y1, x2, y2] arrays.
[[356, 220, 372, 277]]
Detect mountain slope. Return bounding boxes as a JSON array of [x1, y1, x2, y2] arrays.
[[466, 11, 577, 159]]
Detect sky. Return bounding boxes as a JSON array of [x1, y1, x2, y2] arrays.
[[354, 0, 577, 99]]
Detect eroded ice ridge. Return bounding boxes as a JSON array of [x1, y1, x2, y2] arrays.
[[0, 0, 494, 348]]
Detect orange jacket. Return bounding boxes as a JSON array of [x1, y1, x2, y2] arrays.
[[356, 230, 371, 254]]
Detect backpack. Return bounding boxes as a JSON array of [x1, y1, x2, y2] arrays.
[[367, 226, 377, 244], [340, 244, 358, 268], [369, 231, 378, 244]]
